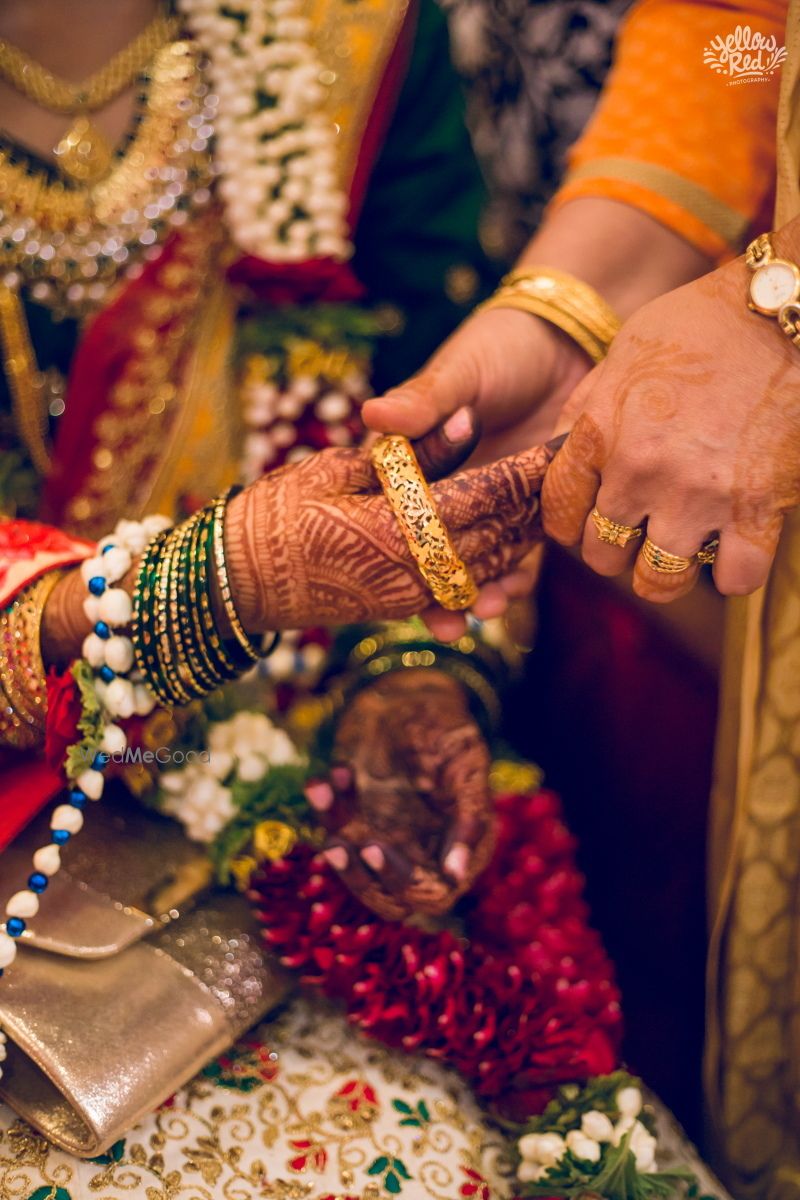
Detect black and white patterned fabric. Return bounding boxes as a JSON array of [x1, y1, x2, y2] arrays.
[[442, 0, 633, 259]]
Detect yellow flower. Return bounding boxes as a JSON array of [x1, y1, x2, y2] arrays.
[[229, 855, 258, 891], [489, 760, 543, 795], [253, 820, 298, 862]]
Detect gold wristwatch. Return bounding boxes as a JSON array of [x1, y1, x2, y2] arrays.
[[745, 232, 800, 348]]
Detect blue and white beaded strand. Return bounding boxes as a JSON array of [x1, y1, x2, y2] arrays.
[[0, 515, 170, 1079]]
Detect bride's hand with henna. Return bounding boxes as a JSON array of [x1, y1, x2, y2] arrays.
[[305, 668, 493, 920], [41, 415, 554, 664], [222, 428, 558, 633]]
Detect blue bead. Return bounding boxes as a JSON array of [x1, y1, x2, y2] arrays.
[[99, 665, 115, 683], [69, 789, 87, 808], [6, 918, 26, 937], [92, 751, 108, 771], [101, 543, 116, 555], [88, 576, 107, 596], [28, 873, 48, 893], [51, 829, 71, 845], [0, 968, 4, 978], [94, 621, 111, 639]]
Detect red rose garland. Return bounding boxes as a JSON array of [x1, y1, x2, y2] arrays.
[[249, 790, 623, 1121]]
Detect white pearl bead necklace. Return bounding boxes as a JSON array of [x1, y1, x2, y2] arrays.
[[0, 515, 171, 1080]]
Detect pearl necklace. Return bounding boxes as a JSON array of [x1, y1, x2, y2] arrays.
[[0, 515, 168, 1081]]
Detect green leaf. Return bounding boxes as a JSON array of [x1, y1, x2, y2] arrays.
[[367, 1156, 389, 1176], [398, 1118, 421, 1128], [393, 1159, 412, 1180], [28, 1188, 72, 1200], [392, 1099, 413, 1115], [204, 762, 314, 885], [385, 1172, 401, 1194], [417, 1100, 431, 1122], [89, 1139, 126, 1165]]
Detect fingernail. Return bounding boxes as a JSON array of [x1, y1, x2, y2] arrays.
[[330, 765, 351, 790], [443, 406, 474, 444], [361, 844, 385, 872], [305, 782, 334, 811], [444, 843, 470, 882], [323, 846, 349, 870]]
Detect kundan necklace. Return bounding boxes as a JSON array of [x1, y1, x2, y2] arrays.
[[0, 9, 178, 182]]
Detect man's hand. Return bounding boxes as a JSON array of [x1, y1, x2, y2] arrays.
[[542, 243, 800, 602], [363, 307, 588, 465]]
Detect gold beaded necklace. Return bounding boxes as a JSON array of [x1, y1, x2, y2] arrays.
[[0, 32, 215, 478], [0, 10, 178, 182]]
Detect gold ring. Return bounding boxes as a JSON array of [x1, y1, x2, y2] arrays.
[[591, 508, 644, 548], [370, 434, 479, 611], [641, 537, 694, 574], [697, 538, 719, 566]]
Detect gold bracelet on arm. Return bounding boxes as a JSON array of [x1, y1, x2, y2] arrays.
[[476, 266, 621, 363], [0, 570, 63, 749]]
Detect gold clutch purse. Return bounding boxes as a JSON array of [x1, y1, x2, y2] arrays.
[[0, 789, 291, 1157]]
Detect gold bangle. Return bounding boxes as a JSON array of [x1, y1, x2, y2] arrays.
[[370, 434, 479, 612], [212, 489, 262, 663], [360, 648, 502, 731], [477, 266, 621, 363], [0, 570, 63, 749]]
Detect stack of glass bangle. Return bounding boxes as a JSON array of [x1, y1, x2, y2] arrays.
[[132, 487, 270, 704]]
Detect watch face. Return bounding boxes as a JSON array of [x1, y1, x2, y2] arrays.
[[750, 261, 800, 313]]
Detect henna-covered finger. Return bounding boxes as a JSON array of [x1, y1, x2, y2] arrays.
[[440, 730, 493, 886], [580, 490, 646, 577], [631, 520, 704, 604], [712, 524, 781, 596], [455, 526, 534, 589], [360, 840, 414, 895], [541, 411, 605, 545], [431, 444, 555, 534], [305, 763, 359, 835], [322, 837, 377, 895]]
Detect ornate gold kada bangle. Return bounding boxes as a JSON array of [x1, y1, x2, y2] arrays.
[[370, 434, 479, 612]]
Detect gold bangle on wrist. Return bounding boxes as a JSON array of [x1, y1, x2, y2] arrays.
[[0, 570, 63, 749], [370, 434, 479, 612], [476, 266, 621, 363], [212, 488, 263, 664]]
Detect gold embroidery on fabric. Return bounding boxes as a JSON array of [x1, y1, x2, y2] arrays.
[[64, 208, 226, 537], [0, 999, 516, 1200], [704, 7, 800, 1196]]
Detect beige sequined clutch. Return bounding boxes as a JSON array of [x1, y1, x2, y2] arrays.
[[0, 790, 291, 1157]]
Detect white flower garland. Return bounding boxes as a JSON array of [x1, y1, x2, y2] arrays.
[[179, 0, 351, 263]]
